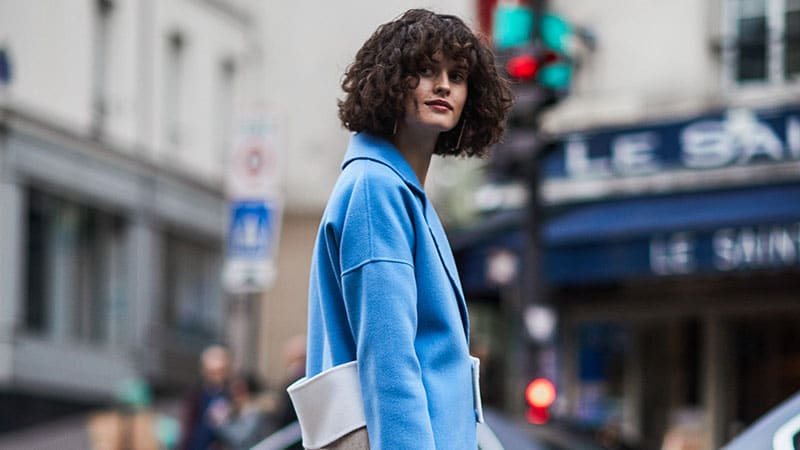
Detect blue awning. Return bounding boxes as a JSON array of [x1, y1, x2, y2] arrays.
[[543, 184, 800, 284], [455, 184, 800, 290], [544, 184, 800, 247]]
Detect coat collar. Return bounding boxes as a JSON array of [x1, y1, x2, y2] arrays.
[[342, 132, 425, 196]]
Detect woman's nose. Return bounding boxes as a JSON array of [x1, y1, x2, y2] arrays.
[[434, 72, 451, 95]]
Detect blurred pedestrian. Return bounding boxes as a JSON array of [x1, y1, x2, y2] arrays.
[[215, 373, 270, 450], [178, 345, 232, 450], [300, 8, 512, 449], [87, 378, 161, 450], [274, 334, 305, 431]]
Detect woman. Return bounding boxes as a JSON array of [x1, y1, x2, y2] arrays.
[[303, 8, 512, 450]]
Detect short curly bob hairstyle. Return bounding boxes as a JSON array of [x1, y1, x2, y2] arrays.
[[338, 9, 513, 157]]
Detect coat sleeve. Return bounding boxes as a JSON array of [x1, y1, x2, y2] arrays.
[[338, 170, 436, 450]]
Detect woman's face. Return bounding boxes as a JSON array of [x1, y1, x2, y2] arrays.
[[402, 53, 468, 135]]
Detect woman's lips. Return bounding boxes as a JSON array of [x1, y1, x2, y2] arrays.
[[425, 100, 453, 111]]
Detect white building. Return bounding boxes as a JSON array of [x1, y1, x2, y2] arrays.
[[0, 0, 263, 428]]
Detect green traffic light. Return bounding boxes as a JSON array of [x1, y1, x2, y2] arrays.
[[539, 63, 572, 90], [539, 14, 572, 54], [493, 5, 572, 54], [493, 5, 573, 90], [493, 4, 533, 49]]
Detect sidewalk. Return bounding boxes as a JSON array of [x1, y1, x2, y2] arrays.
[[0, 399, 182, 450], [0, 413, 91, 450]]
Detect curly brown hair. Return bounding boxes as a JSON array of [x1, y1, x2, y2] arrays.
[[338, 9, 513, 157]]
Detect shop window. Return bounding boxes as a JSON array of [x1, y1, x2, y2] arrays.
[[162, 233, 223, 338], [641, 320, 703, 450], [25, 189, 129, 346], [727, 0, 800, 84], [731, 316, 800, 429], [576, 322, 631, 427]]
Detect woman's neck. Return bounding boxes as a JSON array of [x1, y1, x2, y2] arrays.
[[390, 128, 438, 188]]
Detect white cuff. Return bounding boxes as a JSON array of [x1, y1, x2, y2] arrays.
[[287, 361, 366, 449]]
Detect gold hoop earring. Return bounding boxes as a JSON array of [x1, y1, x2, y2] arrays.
[[455, 119, 466, 150], [392, 120, 398, 136]]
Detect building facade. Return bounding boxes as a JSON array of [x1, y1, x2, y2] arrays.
[[457, 0, 800, 449], [542, 0, 799, 446], [0, 0, 262, 430]]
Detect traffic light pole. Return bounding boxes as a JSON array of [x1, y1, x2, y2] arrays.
[[525, 0, 557, 396]]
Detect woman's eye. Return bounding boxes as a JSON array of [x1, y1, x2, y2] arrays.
[[420, 67, 434, 76], [450, 72, 466, 82]]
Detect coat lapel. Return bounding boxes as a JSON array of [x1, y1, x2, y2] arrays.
[[424, 200, 470, 343], [343, 133, 471, 343]]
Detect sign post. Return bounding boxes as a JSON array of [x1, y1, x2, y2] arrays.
[[223, 111, 283, 294], [222, 109, 283, 371]]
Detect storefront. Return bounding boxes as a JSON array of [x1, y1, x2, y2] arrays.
[[456, 103, 800, 449], [542, 103, 800, 449]]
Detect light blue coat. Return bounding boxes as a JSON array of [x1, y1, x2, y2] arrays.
[[306, 132, 477, 450]]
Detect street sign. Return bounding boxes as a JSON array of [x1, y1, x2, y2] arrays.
[[226, 113, 281, 199], [228, 200, 273, 258], [223, 199, 281, 294], [224, 109, 284, 294]]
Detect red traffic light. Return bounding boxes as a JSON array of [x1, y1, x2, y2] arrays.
[[525, 378, 556, 425], [506, 55, 539, 80], [526, 405, 550, 424], [525, 378, 556, 408], [505, 51, 561, 81]]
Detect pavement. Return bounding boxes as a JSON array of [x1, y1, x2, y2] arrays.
[[0, 413, 92, 450], [0, 398, 182, 450]]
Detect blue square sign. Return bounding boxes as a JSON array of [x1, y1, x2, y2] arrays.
[[227, 200, 272, 259]]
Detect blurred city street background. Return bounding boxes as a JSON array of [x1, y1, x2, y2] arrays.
[[0, 0, 799, 449]]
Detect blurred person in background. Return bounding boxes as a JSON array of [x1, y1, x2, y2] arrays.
[[179, 345, 232, 450], [87, 378, 162, 450], [215, 373, 270, 450], [274, 334, 305, 430], [302, 8, 512, 449]]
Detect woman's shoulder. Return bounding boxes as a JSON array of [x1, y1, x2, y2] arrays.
[[342, 157, 407, 188], [331, 158, 416, 206]]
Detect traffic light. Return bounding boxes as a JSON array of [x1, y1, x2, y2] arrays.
[[487, 3, 569, 182], [488, 47, 559, 180], [493, 3, 574, 91], [525, 378, 556, 424]]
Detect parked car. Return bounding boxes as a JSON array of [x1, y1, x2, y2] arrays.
[[722, 390, 800, 450]]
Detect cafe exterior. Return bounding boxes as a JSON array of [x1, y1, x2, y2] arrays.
[[454, 102, 800, 449], [539, 102, 800, 449]]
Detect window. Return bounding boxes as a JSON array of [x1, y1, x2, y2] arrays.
[[216, 58, 236, 167], [92, 0, 114, 134], [735, 0, 768, 81], [25, 189, 129, 346], [163, 233, 223, 337], [786, 0, 800, 78], [164, 32, 185, 147], [727, 0, 800, 84]]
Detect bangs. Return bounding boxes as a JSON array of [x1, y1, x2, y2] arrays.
[[398, 15, 478, 77]]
